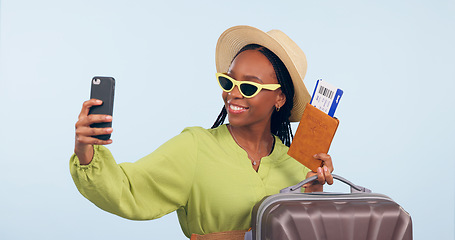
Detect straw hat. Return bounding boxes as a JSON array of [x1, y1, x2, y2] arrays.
[[215, 25, 311, 122]]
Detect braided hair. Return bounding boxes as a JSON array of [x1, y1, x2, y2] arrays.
[[211, 44, 295, 147]]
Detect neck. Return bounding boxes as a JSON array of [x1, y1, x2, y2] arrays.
[[227, 123, 274, 161]]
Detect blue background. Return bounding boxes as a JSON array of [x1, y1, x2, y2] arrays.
[[0, 0, 454, 239]]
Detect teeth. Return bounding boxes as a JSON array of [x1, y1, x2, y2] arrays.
[[230, 105, 246, 111]]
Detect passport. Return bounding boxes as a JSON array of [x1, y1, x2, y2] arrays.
[[288, 103, 340, 172]]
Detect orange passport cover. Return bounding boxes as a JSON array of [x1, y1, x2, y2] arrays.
[[288, 103, 340, 172]]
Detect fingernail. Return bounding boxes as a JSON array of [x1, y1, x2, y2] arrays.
[[106, 116, 112, 120], [324, 166, 328, 172], [106, 128, 113, 133], [96, 99, 102, 104], [313, 154, 318, 158]]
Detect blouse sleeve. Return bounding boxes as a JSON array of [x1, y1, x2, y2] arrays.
[[69, 128, 198, 220]]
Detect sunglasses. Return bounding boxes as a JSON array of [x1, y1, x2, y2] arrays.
[[216, 73, 281, 98]]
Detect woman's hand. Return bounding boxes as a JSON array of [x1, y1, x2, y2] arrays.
[[303, 153, 334, 193], [74, 99, 113, 165]]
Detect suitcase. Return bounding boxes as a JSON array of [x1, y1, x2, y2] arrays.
[[245, 174, 412, 240]]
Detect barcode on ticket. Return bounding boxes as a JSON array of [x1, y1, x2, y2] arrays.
[[319, 86, 334, 99], [310, 79, 343, 117]]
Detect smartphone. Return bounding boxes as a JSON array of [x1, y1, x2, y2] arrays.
[[89, 76, 115, 140]]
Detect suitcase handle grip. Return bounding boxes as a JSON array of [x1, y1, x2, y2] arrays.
[[280, 174, 372, 193]]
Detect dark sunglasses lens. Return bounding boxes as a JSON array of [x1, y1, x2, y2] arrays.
[[240, 83, 258, 97], [218, 76, 233, 91]]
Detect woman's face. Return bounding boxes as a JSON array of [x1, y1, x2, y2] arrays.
[[223, 49, 285, 129]]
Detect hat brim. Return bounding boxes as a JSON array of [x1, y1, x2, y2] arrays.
[[215, 25, 311, 122]]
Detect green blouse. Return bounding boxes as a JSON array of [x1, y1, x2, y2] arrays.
[[70, 124, 310, 238]]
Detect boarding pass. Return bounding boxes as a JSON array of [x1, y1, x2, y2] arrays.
[[310, 79, 343, 117]]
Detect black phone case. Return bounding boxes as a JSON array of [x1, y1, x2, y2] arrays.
[[89, 76, 115, 140]]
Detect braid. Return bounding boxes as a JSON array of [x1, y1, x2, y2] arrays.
[[211, 44, 295, 147], [258, 47, 294, 147], [211, 106, 227, 129]]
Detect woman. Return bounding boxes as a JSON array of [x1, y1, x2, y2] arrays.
[[71, 25, 334, 239]]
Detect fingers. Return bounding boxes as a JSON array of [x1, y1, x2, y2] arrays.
[[76, 134, 113, 145], [303, 154, 335, 192], [303, 167, 334, 193], [76, 126, 113, 140], [302, 171, 317, 188], [74, 99, 112, 165], [313, 153, 334, 186], [75, 117, 113, 144], [76, 114, 112, 128], [322, 166, 333, 185], [75, 125, 113, 146], [75, 99, 113, 146], [78, 99, 103, 119], [313, 153, 334, 173], [303, 171, 323, 192], [315, 165, 334, 185], [317, 167, 325, 184]]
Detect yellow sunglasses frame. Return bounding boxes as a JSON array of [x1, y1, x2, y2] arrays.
[[216, 73, 281, 98]]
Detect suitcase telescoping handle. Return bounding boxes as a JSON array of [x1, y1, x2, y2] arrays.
[[280, 174, 372, 194]]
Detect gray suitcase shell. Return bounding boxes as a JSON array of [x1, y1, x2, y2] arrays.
[[246, 174, 412, 240]]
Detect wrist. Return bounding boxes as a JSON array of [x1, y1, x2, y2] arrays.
[[74, 144, 94, 165]]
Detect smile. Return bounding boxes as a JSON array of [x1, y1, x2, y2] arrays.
[[228, 104, 248, 113]]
